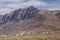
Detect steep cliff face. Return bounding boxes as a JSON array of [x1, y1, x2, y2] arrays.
[[1, 6, 43, 23], [0, 6, 60, 34]]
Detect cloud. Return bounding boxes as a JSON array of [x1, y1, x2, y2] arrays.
[[0, 0, 60, 15], [46, 7, 60, 10], [0, 0, 20, 2], [22, 0, 47, 6], [5, 0, 47, 9], [0, 0, 24, 15], [7, 0, 20, 2], [0, 8, 12, 15], [46, 3, 60, 10], [0, 0, 48, 15]]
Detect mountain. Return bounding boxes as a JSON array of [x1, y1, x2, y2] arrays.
[[0, 6, 60, 34]]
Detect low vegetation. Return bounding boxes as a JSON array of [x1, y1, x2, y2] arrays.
[[0, 31, 60, 40]]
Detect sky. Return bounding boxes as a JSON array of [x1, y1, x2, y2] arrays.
[[0, 0, 60, 15]]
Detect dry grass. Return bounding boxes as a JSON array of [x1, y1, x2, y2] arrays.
[[0, 32, 60, 40]]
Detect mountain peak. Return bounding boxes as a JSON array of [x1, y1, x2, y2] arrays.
[[0, 6, 60, 34], [1, 6, 40, 24], [27, 6, 38, 11], [28, 6, 35, 9]]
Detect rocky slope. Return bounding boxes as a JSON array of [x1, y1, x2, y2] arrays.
[[0, 6, 60, 34]]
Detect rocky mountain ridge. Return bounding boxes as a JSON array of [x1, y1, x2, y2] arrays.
[[0, 6, 60, 34]]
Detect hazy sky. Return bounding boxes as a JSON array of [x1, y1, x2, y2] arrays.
[[0, 0, 60, 15]]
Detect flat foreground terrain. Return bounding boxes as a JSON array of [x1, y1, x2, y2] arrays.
[[0, 31, 60, 40]]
